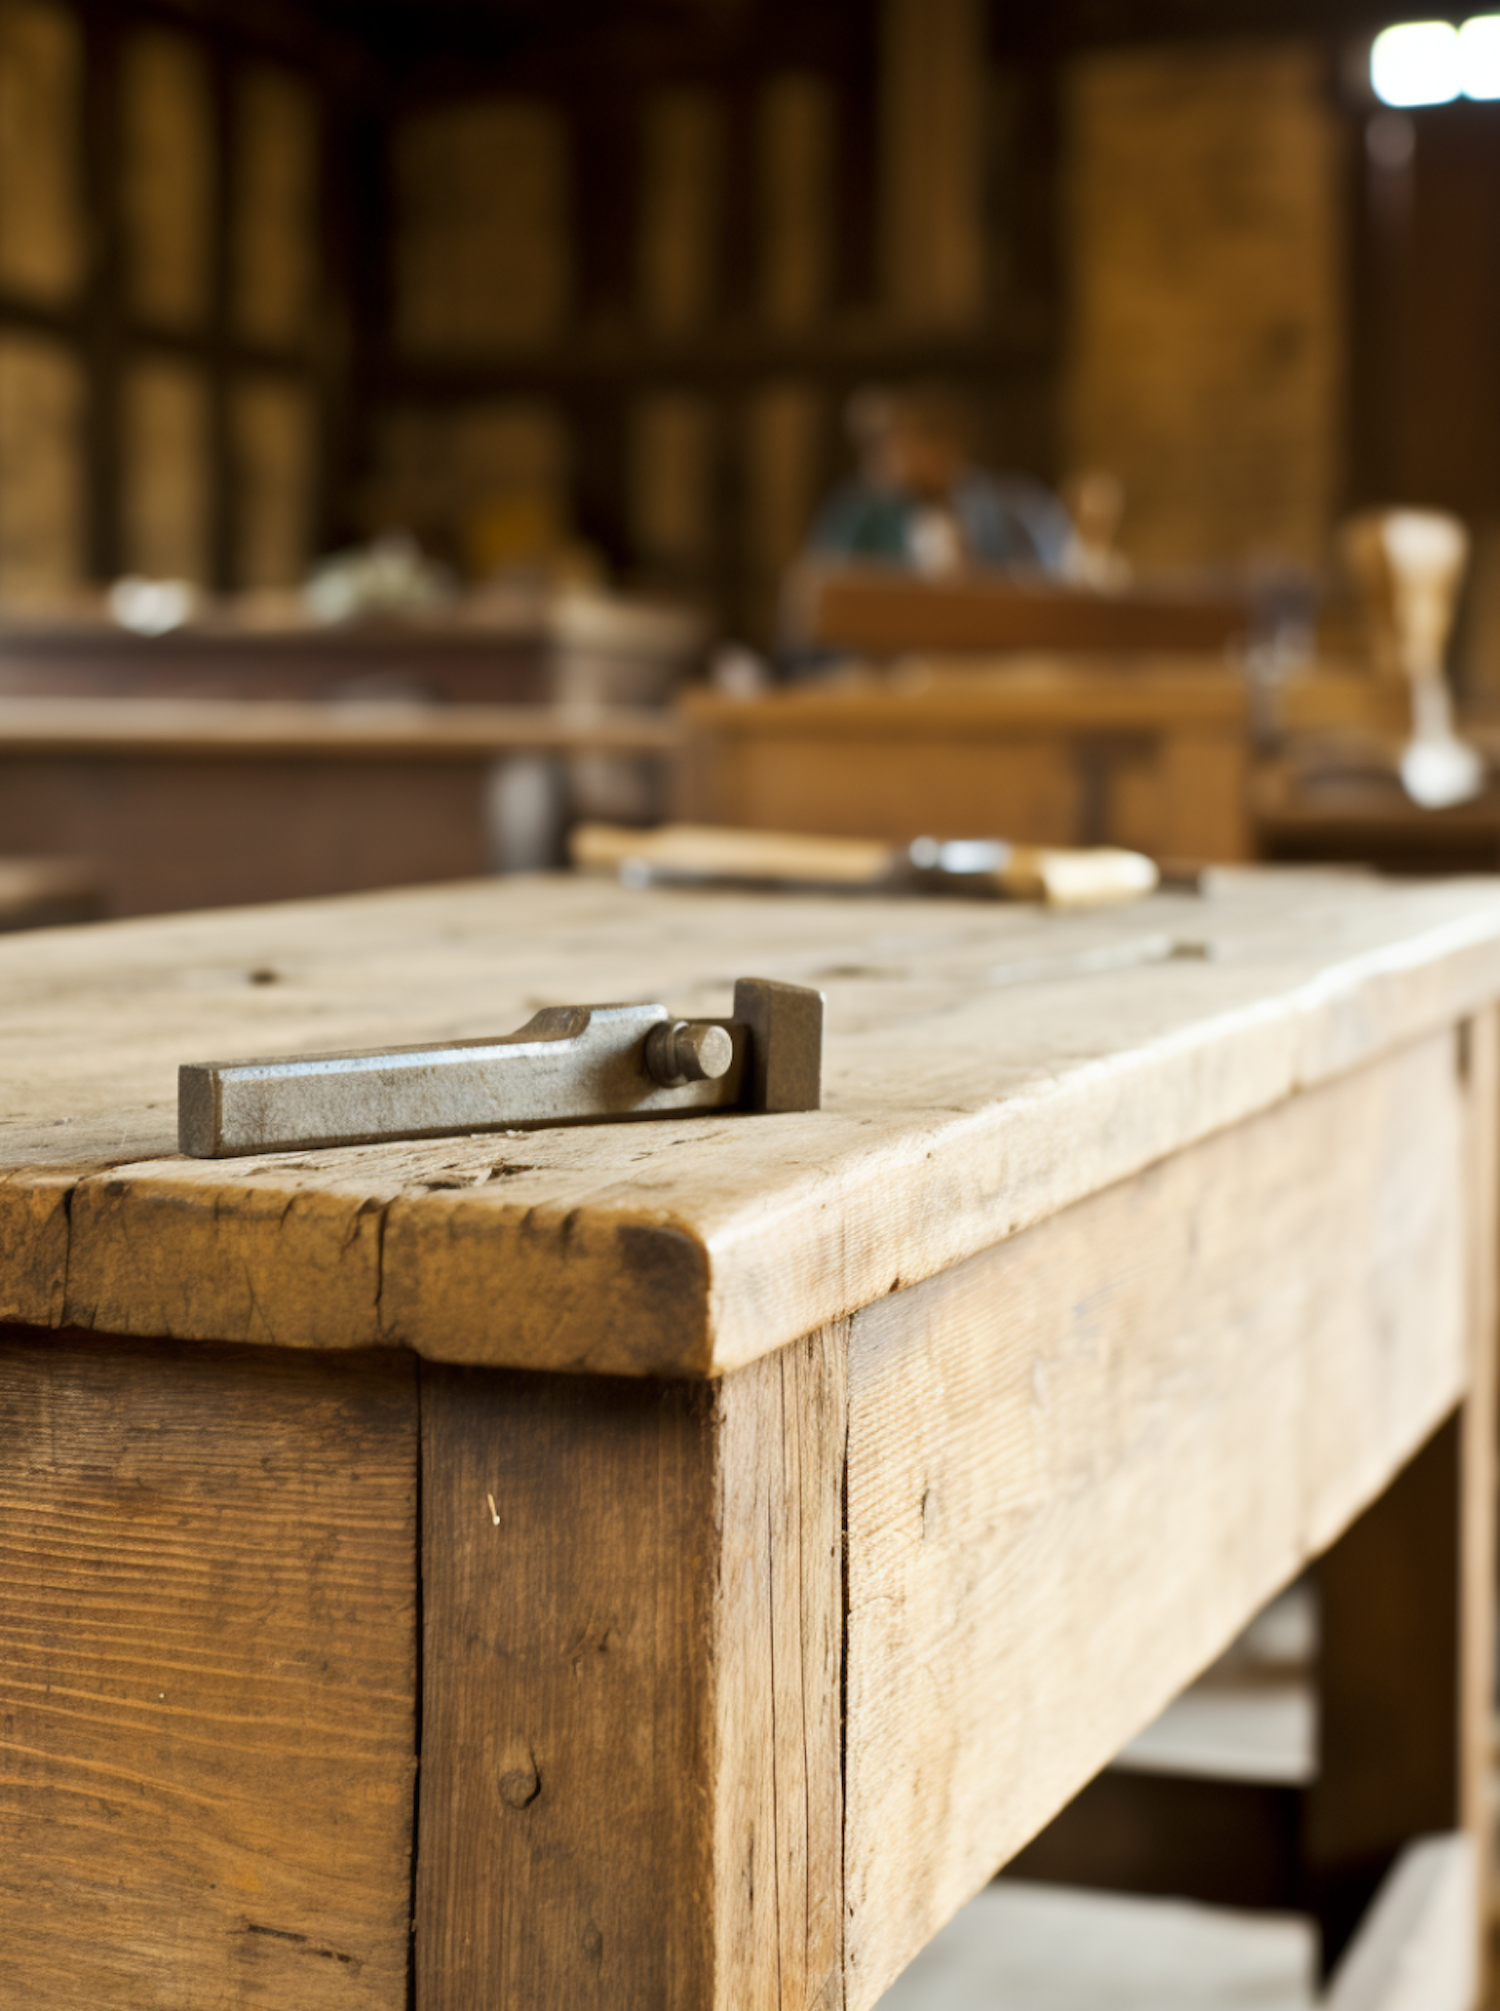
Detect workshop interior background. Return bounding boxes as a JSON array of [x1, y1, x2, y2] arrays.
[[0, 0, 1493, 658]]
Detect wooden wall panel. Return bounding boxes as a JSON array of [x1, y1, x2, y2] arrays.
[[0, 0, 83, 306], [758, 72, 834, 334], [1063, 40, 1345, 567], [231, 372, 315, 587], [638, 87, 723, 338], [879, 0, 986, 329], [120, 354, 212, 581], [630, 390, 716, 570], [119, 26, 215, 332], [0, 330, 84, 592], [232, 64, 318, 351], [745, 378, 826, 627], [394, 98, 570, 357]]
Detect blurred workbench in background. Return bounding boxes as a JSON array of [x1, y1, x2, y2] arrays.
[[678, 659, 1254, 864], [787, 564, 1250, 659], [0, 697, 679, 915]]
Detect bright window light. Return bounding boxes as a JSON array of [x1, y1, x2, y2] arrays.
[[1371, 20, 1461, 105], [1460, 14, 1500, 96]]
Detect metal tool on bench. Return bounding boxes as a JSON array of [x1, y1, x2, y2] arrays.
[[572, 821, 1159, 908], [179, 976, 823, 1159]]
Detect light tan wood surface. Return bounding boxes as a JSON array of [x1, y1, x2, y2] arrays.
[[678, 662, 1253, 863], [843, 1028, 1471, 2004], [4, 869, 1500, 1375]]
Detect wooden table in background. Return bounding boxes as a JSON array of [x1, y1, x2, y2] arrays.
[[1256, 758, 1500, 875], [0, 595, 703, 708], [787, 563, 1250, 658], [0, 858, 102, 931], [678, 660, 1254, 863], [0, 697, 679, 915], [0, 870, 1495, 2007]]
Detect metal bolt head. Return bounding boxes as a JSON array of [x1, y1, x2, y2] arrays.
[[646, 1019, 733, 1086]]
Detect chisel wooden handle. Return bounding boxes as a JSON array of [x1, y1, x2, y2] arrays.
[[572, 823, 1159, 908], [571, 822, 894, 886], [996, 845, 1159, 908]]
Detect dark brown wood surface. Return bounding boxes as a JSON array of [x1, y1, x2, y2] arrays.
[[794, 567, 1249, 658], [415, 1326, 846, 2011], [0, 751, 491, 914], [0, 1331, 418, 2009]]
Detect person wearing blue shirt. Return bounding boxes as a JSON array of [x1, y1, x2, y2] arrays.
[[806, 385, 1073, 578]]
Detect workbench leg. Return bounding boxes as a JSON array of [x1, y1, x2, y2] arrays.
[[413, 1325, 847, 2011], [1306, 1008, 1498, 1980]]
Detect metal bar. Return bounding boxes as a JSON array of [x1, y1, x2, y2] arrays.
[[178, 979, 822, 1158]]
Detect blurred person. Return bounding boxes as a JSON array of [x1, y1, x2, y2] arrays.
[[806, 385, 1072, 577]]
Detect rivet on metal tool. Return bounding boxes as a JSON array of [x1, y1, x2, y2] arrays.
[[646, 1020, 734, 1085]]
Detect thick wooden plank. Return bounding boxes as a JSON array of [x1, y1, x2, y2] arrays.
[[0, 1330, 418, 2008], [1, 873, 1500, 1372], [792, 568, 1248, 655], [710, 1321, 846, 2010], [1306, 1008, 1498, 1977], [841, 1030, 1471, 2009], [414, 1324, 845, 2008]]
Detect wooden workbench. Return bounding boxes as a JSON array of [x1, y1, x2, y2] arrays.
[[0, 696, 679, 914], [1, 870, 1497, 2007]]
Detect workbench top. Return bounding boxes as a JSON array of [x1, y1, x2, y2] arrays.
[[0, 693, 680, 757], [4, 868, 1499, 1375]]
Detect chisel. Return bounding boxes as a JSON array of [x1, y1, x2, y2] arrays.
[[571, 822, 1159, 909]]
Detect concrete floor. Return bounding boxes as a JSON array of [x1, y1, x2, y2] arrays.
[[873, 1883, 1317, 2011]]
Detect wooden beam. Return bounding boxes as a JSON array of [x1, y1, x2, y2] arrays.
[[413, 1323, 846, 2008]]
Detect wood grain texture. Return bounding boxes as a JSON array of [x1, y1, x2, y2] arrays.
[[711, 1321, 846, 2010], [415, 1324, 845, 2008], [1307, 1008, 1497, 1975], [841, 1030, 1471, 2009], [0, 1330, 417, 2008], [2, 872, 1500, 1373]]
